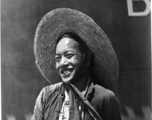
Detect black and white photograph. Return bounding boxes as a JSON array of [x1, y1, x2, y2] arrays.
[[1, 0, 151, 120]]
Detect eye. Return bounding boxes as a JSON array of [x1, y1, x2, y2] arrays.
[[55, 56, 61, 62], [66, 53, 74, 58]]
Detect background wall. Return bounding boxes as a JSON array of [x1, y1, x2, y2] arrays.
[[2, 0, 151, 120]]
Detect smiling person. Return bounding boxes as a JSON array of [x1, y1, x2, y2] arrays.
[[32, 8, 121, 120]]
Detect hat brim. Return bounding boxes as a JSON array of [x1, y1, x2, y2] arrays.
[[34, 8, 119, 91]]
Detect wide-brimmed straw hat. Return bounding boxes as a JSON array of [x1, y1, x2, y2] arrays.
[[34, 8, 119, 91]]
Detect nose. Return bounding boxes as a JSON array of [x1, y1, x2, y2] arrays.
[[60, 57, 69, 66]]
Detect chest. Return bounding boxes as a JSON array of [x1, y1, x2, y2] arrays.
[[43, 91, 102, 120]]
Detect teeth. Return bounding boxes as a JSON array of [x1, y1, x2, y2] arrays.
[[62, 70, 70, 75], [63, 70, 69, 74]]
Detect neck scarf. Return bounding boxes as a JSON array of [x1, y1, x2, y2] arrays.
[[61, 83, 102, 120]]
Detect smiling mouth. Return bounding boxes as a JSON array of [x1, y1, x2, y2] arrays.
[[60, 69, 73, 77]]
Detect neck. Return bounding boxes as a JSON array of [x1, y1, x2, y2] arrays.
[[71, 73, 89, 92]]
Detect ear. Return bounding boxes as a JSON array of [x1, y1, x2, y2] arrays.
[[86, 48, 93, 67], [82, 48, 92, 67]]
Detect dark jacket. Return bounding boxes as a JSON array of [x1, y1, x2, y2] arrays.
[[31, 82, 121, 120]]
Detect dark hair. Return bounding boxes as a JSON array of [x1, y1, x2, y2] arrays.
[[56, 32, 87, 54]]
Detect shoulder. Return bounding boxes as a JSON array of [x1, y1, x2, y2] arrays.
[[93, 84, 115, 99], [42, 82, 62, 93], [93, 84, 120, 110], [38, 82, 62, 100], [92, 85, 121, 120], [92, 85, 121, 113], [94, 85, 121, 120], [32, 82, 62, 115], [41, 82, 62, 96], [91, 84, 119, 105]]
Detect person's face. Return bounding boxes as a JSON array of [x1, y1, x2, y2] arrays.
[[55, 37, 83, 83]]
